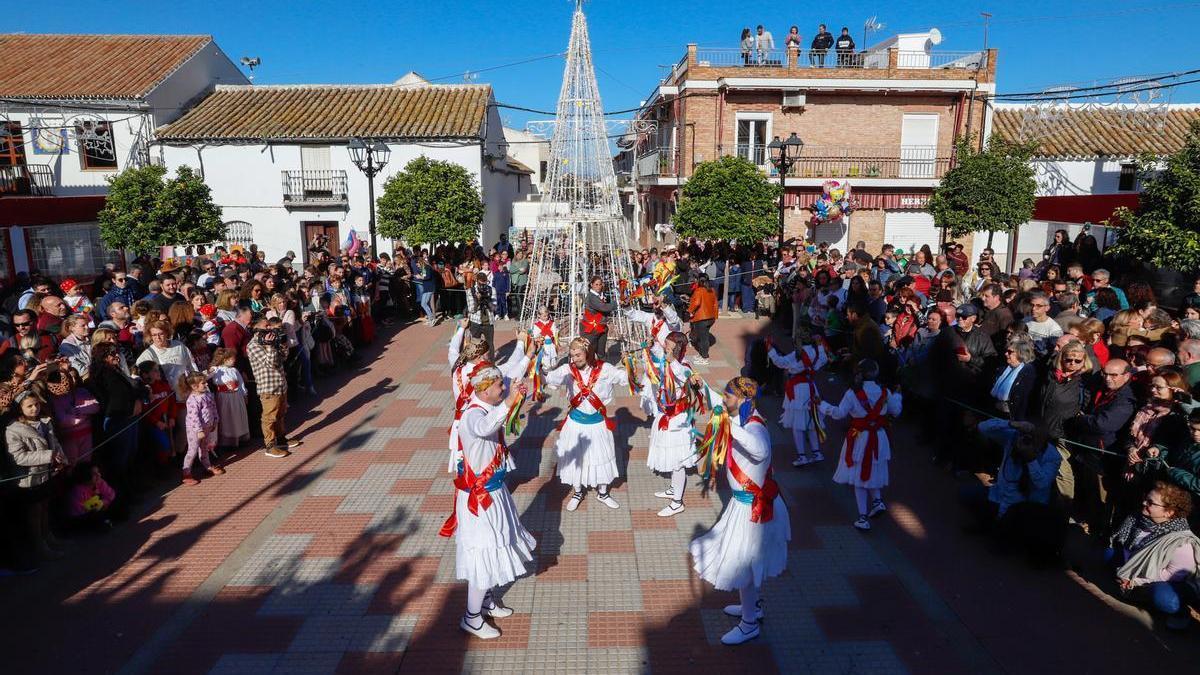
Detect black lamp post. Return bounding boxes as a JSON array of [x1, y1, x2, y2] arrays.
[[767, 132, 804, 251], [348, 138, 391, 257]]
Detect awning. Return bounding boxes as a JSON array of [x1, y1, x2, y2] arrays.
[[783, 189, 932, 210], [0, 195, 106, 226], [1031, 194, 1138, 225]]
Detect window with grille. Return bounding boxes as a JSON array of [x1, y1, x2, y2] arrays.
[[1118, 163, 1137, 191], [207, 221, 255, 252], [25, 222, 121, 279], [75, 120, 117, 170]]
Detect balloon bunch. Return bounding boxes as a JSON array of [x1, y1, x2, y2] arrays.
[[810, 179, 854, 226]]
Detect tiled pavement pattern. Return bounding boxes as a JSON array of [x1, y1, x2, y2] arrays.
[[9, 318, 1200, 674]]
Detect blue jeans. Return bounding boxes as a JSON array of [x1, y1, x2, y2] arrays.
[[419, 291, 435, 321], [495, 289, 509, 318], [102, 415, 140, 486], [740, 285, 756, 313], [299, 345, 313, 390]]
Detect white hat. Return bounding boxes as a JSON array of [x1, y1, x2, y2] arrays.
[[470, 365, 502, 389]]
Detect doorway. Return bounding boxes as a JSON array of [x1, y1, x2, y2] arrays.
[[303, 222, 339, 264]]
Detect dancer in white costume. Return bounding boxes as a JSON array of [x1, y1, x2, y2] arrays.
[[640, 331, 703, 517], [531, 306, 559, 372], [623, 291, 682, 355], [767, 326, 829, 467], [544, 337, 629, 511], [438, 366, 536, 640], [689, 376, 790, 645], [447, 319, 534, 472], [819, 358, 903, 531]]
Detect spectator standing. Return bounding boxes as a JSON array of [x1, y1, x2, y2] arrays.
[[739, 27, 753, 65], [834, 27, 856, 66], [1024, 292, 1064, 355], [248, 320, 300, 458], [754, 24, 775, 64], [810, 24, 833, 66], [784, 25, 802, 51], [1065, 359, 1137, 535], [465, 273, 496, 361], [688, 275, 718, 364]]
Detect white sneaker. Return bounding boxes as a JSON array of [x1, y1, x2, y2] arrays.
[[868, 499, 887, 519], [853, 515, 871, 531], [657, 501, 685, 517], [482, 593, 513, 618], [596, 493, 621, 509], [460, 614, 501, 640], [811, 451, 825, 462], [653, 488, 676, 499], [720, 620, 761, 645], [723, 601, 764, 621], [792, 456, 812, 467], [566, 492, 584, 512]]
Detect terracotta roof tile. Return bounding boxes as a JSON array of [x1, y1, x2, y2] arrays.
[[994, 106, 1200, 159], [155, 84, 491, 141], [0, 34, 212, 99]]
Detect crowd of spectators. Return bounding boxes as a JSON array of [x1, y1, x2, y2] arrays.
[[0, 240, 403, 572], [738, 22, 859, 67]]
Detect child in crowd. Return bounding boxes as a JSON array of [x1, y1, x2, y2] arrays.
[[180, 372, 222, 485], [137, 362, 176, 464], [66, 462, 116, 528], [766, 326, 829, 467], [6, 391, 67, 560], [48, 366, 99, 464], [820, 359, 903, 531], [532, 306, 559, 370], [351, 274, 375, 345], [200, 304, 224, 345], [208, 347, 250, 449], [60, 279, 95, 326]]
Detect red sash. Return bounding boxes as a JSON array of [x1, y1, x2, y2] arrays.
[[535, 321, 555, 339], [785, 349, 819, 403], [582, 307, 607, 335], [217, 381, 240, 393], [439, 405, 508, 537], [651, 318, 665, 339], [843, 389, 890, 482], [657, 400, 689, 430], [559, 364, 614, 431], [727, 415, 778, 523]]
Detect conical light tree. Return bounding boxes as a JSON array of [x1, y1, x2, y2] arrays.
[[519, 1, 646, 355]]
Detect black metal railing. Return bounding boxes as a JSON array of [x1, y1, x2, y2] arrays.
[[281, 169, 348, 204], [0, 164, 54, 196]]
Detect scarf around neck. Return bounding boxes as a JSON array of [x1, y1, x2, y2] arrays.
[[1113, 514, 1192, 554]]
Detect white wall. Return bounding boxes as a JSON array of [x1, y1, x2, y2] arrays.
[[159, 139, 485, 261], [145, 42, 249, 126], [6, 106, 152, 196], [1032, 158, 1141, 197], [502, 127, 550, 192]]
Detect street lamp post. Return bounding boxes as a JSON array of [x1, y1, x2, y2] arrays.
[[767, 133, 804, 251], [348, 138, 391, 257]]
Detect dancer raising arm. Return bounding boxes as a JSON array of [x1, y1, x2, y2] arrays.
[[642, 331, 704, 517], [767, 325, 829, 467], [819, 358, 903, 530], [447, 319, 535, 472], [623, 290, 682, 356], [544, 337, 629, 511], [689, 376, 791, 645], [438, 366, 535, 640]]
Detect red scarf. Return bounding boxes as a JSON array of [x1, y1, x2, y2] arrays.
[[843, 389, 891, 483], [439, 404, 508, 537]]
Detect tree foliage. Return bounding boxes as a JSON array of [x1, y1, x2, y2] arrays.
[[376, 156, 484, 245], [673, 155, 782, 242], [1109, 121, 1200, 271], [99, 164, 224, 252], [928, 137, 1037, 240]]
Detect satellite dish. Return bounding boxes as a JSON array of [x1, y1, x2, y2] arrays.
[[928, 28, 943, 45]]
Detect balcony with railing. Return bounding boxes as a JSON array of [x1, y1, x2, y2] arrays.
[[782, 145, 951, 180], [281, 170, 348, 207], [0, 164, 54, 196], [636, 148, 676, 177], [675, 43, 991, 84]]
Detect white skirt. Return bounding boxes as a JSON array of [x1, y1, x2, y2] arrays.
[[690, 496, 790, 591], [555, 417, 619, 488], [830, 436, 891, 489], [647, 414, 697, 473], [454, 485, 537, 589], [779, 402, 817, 431]]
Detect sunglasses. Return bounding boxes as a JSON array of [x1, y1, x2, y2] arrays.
[[13, 322, 31, 328], [114, 277, 127, 282], [1063, 358, 1083, 364]]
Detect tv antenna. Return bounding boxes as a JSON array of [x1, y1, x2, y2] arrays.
[[239, 56, 261, 83]]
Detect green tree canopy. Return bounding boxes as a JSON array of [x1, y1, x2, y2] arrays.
[[376, 156, 484, 245], [1109, 120, 1200, 271], [672, 155, 782, 242], [98, 164, 224, 252], [928, 137, 1037, 243]]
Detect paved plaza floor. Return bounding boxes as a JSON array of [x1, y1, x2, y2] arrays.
[[3, 317, 1200, 674]]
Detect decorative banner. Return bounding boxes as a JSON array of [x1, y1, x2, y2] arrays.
[[809, 179, 854, 226], [30, 117, 68, 155]]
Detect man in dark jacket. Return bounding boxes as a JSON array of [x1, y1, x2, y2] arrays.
[[978, 283, 1013, 354], [582, 276, 617, 361], [1064, 358, 1136, 535], [810, 24, 833, 66]]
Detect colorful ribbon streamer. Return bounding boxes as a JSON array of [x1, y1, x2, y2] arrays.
[[695, 410, 732, 488]]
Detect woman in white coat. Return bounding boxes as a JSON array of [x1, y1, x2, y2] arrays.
[[819, 359, 903, 530], [642, 331, 702, 517], [767, 326, 829, 467], [544, 337, 629, 511], [689, 376, 790, 645], [439, 366, 534, 640], [447, 319, 533, 472]]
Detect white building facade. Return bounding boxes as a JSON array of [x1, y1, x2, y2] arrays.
[[154, 81, 526, 263]]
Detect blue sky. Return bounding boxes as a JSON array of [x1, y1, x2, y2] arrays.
[[15, 0, 1200, 129]]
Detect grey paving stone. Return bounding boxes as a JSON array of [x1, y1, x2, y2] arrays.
[[208, 653, 281, 674]]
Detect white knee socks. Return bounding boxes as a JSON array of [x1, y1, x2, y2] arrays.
[[854, 487, 883, 516], [670, 468, 687, 502], [792, 427, 818, 458], [467, 583, 487, 616], [738, 583, 761, 623]]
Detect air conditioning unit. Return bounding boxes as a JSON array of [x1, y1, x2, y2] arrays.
[[782, 91, 806, 109]]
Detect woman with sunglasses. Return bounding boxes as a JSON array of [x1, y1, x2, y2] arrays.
[[1039, 339, 1092, 507]]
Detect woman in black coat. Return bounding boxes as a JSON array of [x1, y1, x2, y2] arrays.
[[991, 335, 1038, 422]]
